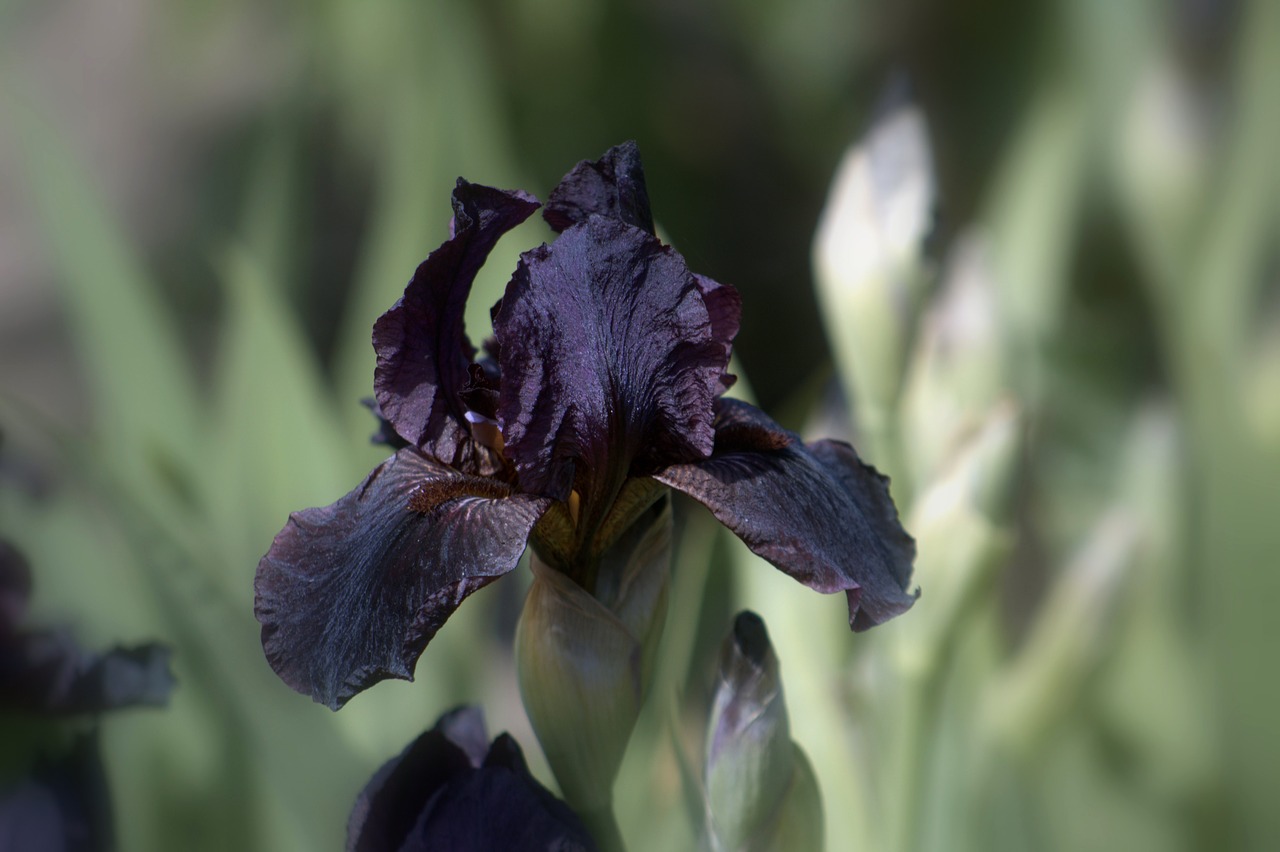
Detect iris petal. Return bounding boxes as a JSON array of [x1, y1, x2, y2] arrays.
[[404, 741, 596, 851], [654, 399, 917, 630], [373, 181, 539, 466], [543, 141, 654, 234], [348, 707, 596, 852], [494, 216, 730, 517], [347, 707, 480, 852], [694, 274, 741, 390], [254, 448, 550, 710]]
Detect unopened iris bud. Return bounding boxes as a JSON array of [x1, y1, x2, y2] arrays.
[[900, 232, 1005, 493], [515, 495, 672, 848], [814, 93, 937, 458], [1115, 58, 1214, 279], [706, 612, 823, 852]]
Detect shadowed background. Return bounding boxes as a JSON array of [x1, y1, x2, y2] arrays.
[[1, 0, 1277, 850]]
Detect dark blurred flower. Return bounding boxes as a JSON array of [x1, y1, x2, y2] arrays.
[[0, 540, 174, 716], [347, 706, 596, 852], [255, 142, 917, 710], [0, 732, 113, 852], [0, 538, 174, 852]]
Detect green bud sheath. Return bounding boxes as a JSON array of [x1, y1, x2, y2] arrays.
[[706, 612, 824, 852], [516, 495, 672, 832]]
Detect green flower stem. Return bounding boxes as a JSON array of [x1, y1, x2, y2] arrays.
[[581, 804, 626, 852], [884, 659, 943, 852]]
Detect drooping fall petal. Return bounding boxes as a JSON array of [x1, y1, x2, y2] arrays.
[[655, 399, 916, 630], [373, 181, 539, 467], [254, 448, 550, 710]]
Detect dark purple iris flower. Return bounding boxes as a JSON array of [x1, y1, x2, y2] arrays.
[[348, 706, 596, 852], [0, 733, 113, 852], [255, 142, 916, 711], [1, 539, 174, 715], [0, 538, 174, 851]]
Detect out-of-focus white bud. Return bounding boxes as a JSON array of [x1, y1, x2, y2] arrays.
[[1115, 58, 1215, 282], [900, 232, 1006, 492], [515, 496, 671, 845], [814, 96, 937, 460], [706, 612, 823, 852]]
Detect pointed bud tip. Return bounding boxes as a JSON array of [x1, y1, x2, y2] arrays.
[[731, 610, 770, 667]]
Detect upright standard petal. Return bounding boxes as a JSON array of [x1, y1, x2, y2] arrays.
[[543, 141, 654, 235], [494, 216, 731, 517], [373, 182, 539, 465], [254, 448, 550, 710], [655, 400, 916, 630], [694, 274, 742, 391]]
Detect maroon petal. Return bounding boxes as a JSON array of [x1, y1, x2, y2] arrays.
[[348, 707, 596, 852], [348, 707, 482, 852], [695, 274, 742, 391], [493, 217, 731, 517], [654, 400, 917, 630], [254, 448, 550, 710], [373, 182, 539, 465], [543, 141, 654, 234], [403, 741, 596, 852]]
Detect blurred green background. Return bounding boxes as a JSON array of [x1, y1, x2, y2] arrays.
[[1, 0, 1277, 850]]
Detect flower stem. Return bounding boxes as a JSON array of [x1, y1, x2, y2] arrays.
[[580, 803, 626, 852], [885, 664, 942, 852]]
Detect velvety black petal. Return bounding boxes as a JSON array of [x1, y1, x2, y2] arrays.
[[255, 448, 550, 710], [654, 400, 917, 630], [494, 216, 730, 516], [349, 709, 596, 852], [0, 733, 112, 852], [348, 707, 483, 852], [373, 181, 539, 464], [403, 735, 596, 852], [694, 274, 742, 391], [543, 141, 654, 235], [362, 398, 410, 450]]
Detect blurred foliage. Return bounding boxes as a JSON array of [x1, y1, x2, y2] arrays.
[[1, 0, 1277, 850]]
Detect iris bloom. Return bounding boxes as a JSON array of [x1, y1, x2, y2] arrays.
[[1, 539, 173, 715], [255, 143, 916, 710], [347, 706, 595, 851], [0, 538, 174, 850]]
